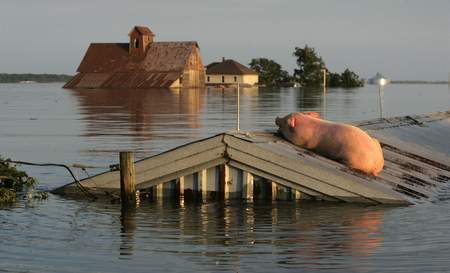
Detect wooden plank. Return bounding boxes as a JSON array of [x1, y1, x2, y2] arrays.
[[377, 170, 430, 201], [356, 111, 450, 131], [134, 134, 225, 173], [381, 142, 450, 172], [206, 166, 219, 198], [228, 167, 242, 199], [137, 157, 227, 190], [227, 146, 407, 204], [228, 160, 336, 202], [382, 149, 450, 185], [374, 135, 450, 168], [137, 146, 225, 186], [382, 162, 438, 194], [183, 173, 198, 199], [224, 135, 409, 204], [227, 146, 367, 201], [64, 146, 225, 193], [54, 134, 226, 193]]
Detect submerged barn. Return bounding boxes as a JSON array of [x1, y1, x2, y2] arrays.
[[64, 26, 205, 89]]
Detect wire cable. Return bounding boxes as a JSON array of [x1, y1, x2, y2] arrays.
[[0, 159, 98, 200]]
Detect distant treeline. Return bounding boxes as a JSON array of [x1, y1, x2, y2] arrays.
[[391, 80, 449, 84], [250, 45, 364, 88], [0, 73, 73, 83]]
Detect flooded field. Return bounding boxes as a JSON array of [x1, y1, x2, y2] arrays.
[[1, 83, 450, 272]]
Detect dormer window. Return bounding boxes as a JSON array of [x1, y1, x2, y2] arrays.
[[134, 39, 139, 49]]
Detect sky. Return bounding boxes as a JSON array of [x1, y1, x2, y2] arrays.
[[0, 0, 449, 81]]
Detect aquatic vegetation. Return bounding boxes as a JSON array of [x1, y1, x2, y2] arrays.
[[0, 156, 46, 203]]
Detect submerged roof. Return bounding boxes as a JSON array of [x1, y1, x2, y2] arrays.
[[64, 25, 205, 88], [53, 111, 450, 205], [76, 41, 199, 73], [206, 59, 258, 75]]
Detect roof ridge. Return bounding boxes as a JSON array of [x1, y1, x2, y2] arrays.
[[206, 59, 257, 75]]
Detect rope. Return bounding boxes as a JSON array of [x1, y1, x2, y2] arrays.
[[0, 159, 98, 200]]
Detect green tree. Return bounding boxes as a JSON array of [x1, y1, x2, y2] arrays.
[[327, 72, 342, 87], [249, 58, 292, 86], [293, 45, 326, 87], [339, 68, 364, 88]]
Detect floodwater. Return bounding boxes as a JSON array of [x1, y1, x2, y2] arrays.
[[0, 83, 449, 272]]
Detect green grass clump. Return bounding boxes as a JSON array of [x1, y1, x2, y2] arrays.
[[0, 156, 38, 203], [0, 188, 16, 203]]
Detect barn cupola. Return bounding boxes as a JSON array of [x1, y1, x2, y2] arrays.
[[128, 26, 154, 58]]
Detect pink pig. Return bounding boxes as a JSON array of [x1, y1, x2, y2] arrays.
[[275, 112, 384, 176]]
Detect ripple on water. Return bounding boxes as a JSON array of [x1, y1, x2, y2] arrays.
[[1, 84, 450, 272]]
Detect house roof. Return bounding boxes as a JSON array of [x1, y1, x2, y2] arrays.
[[76, 41, 199, 73], [206, 59, 258, 75], [129, 26, 154, 36]]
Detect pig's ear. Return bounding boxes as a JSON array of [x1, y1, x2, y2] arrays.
[[287, 116, 296, 129], [304, 111, 321, 119]]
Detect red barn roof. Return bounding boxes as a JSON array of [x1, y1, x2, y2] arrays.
[[76, 41, 198, 73], [65, 42, 201, 88]]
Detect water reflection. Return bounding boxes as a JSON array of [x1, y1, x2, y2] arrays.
[[117, 201, 386, 270], [296, 87, 324, 111], [69, 88, 205, 139], [1, 84, 450, 272], [120, 206, 137, 257]]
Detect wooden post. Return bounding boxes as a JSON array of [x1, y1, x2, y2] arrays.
[[295, 190, 302, 200], [178, 176, 185, 198], [242, 171, 254, 201], [120, 151, 136, 207], [219, 164, 230, 200], [271, 182, 278, 201], [199, 169, 208, 202], [154, 184, 164, 202]]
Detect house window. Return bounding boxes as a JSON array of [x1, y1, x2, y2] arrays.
[[234, 76, 237, 82], [134, 38, 139, 49], [222, 76, 225, 83], [207, 76, 210, 82]]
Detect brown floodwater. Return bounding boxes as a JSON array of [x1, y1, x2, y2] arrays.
[[0, 83, 449, 272]]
